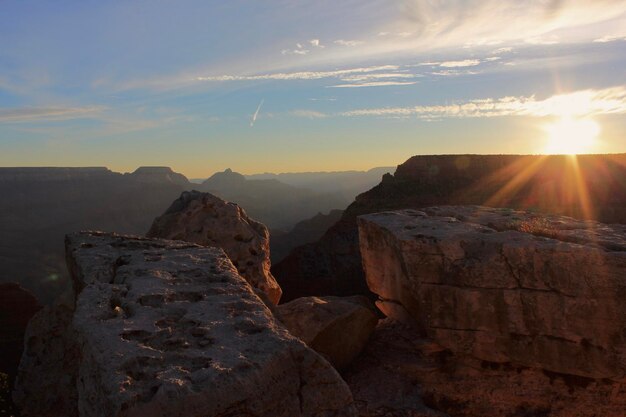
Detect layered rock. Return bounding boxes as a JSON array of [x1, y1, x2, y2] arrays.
[[15, 232, 356, 417], [147, 191, 282, 304], [358, 206, 626, 380], [344, 319, 626, 417], [273, 153, 626, 302], [277, 296, 378, 369]]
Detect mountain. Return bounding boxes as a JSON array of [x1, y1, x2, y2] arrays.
[[245, 167, 394, 200], [197, 169, 349, 230], [269, 209, 343, 264], [0, 167, 191, 303], [272, 154, 626, 302]]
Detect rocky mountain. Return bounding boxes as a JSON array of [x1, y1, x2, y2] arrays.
[[197, 169, 348, 230], [272, 154, 626, 301]]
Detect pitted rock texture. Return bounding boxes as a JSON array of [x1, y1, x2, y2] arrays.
[[15, 232, 356, 417], [147, 190, 282, 304], [358, 206, 626, 381], [277, 296, 379, 370]]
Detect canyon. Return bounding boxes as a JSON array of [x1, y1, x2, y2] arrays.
[[4, 154, 626, 416]]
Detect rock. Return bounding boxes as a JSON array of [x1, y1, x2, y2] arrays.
[[0, 283, 42, 378], [147, 191, 282, 304], [358, 206, 626, 381], [13, 303, 78, 417], [277, 296, 379, 369], [15, 232, 356, 417], [344, 319, 626, 417], [272, 153, 626, 302]]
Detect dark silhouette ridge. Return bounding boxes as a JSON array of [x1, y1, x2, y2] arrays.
[[272, 154, 626, 302]]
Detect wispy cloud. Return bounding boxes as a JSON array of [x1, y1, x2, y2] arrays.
[[334, 39, 364, 47], [439, 59, 481, 68], [0, 106, 105, 123], [196, 65, 401, 82], [338, 87, 626, 119], [309, 39, 325, 48], [250, 99, 264, 127], [329, 81, 418, 88], [290, 109, 327, 119], [593, 34, 626, 43]]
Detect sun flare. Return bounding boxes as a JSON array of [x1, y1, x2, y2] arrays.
[[543, 117, 600, 155]]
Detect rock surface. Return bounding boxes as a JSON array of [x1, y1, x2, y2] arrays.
[[277, 296, 379, 369], [0, 283, 42, 378], [147, 191, 282, 304], [358, 206, 626, 381], [15, 232, 356, 417], [273, 153, 626, 302], [344, 319, 626, 417]]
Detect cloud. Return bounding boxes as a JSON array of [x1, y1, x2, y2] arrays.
[[0, 106, 105, 123], [250, 99, 264, 127], [309, 39, 325, 48], [492, 47, 513, 54], [431, 70, 480, 77], [329, 81, 418, 88], [439, 59, 481, 68], [290, 109, 327, 118], [196, 65, 401, 82], [593, 34, 626, 43], [334, 39, 364, 47], [338, 86, 626, 119]]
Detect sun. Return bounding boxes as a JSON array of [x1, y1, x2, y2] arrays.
[[543, 117, 600, 155]]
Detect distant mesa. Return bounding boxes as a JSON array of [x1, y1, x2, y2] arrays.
[[128, 166, 190, 186]]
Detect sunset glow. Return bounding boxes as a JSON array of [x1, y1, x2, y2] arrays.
[[543, 117, 600, 155]]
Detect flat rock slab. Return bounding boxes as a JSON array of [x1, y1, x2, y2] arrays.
[[16, 232, 356, 417], [358, 206, 626, 381]]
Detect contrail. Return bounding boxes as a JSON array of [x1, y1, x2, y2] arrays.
[[250, 99, 264, 127]]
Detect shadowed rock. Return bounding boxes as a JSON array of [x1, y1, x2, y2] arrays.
[[358, 206, 626, 380], [14, 232, 356, 417], [277, 296, 379, 370], [147, 191, 282, 304]]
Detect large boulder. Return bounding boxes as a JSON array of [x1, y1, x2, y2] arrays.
[[358, 206, 626, 380], [14, 232, 356, 417], [147, 191, 282, 304], [277, 296, 378, 370]]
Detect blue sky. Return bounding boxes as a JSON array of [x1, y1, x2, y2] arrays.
[[1, 0, 625, 176]]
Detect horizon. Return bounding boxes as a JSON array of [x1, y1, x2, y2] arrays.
[[1, 1, 626, 177], [4, 151, 626, 178]]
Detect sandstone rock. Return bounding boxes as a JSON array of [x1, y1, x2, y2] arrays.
[[345, 319, 626, 417], [15, 232, 356, 417], [277, 296, 378, 369], [358, 206, 626, 380], [147, 190, 282, 304]]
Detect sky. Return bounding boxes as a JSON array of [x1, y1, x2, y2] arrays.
[[0, 0, 625, 177]]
